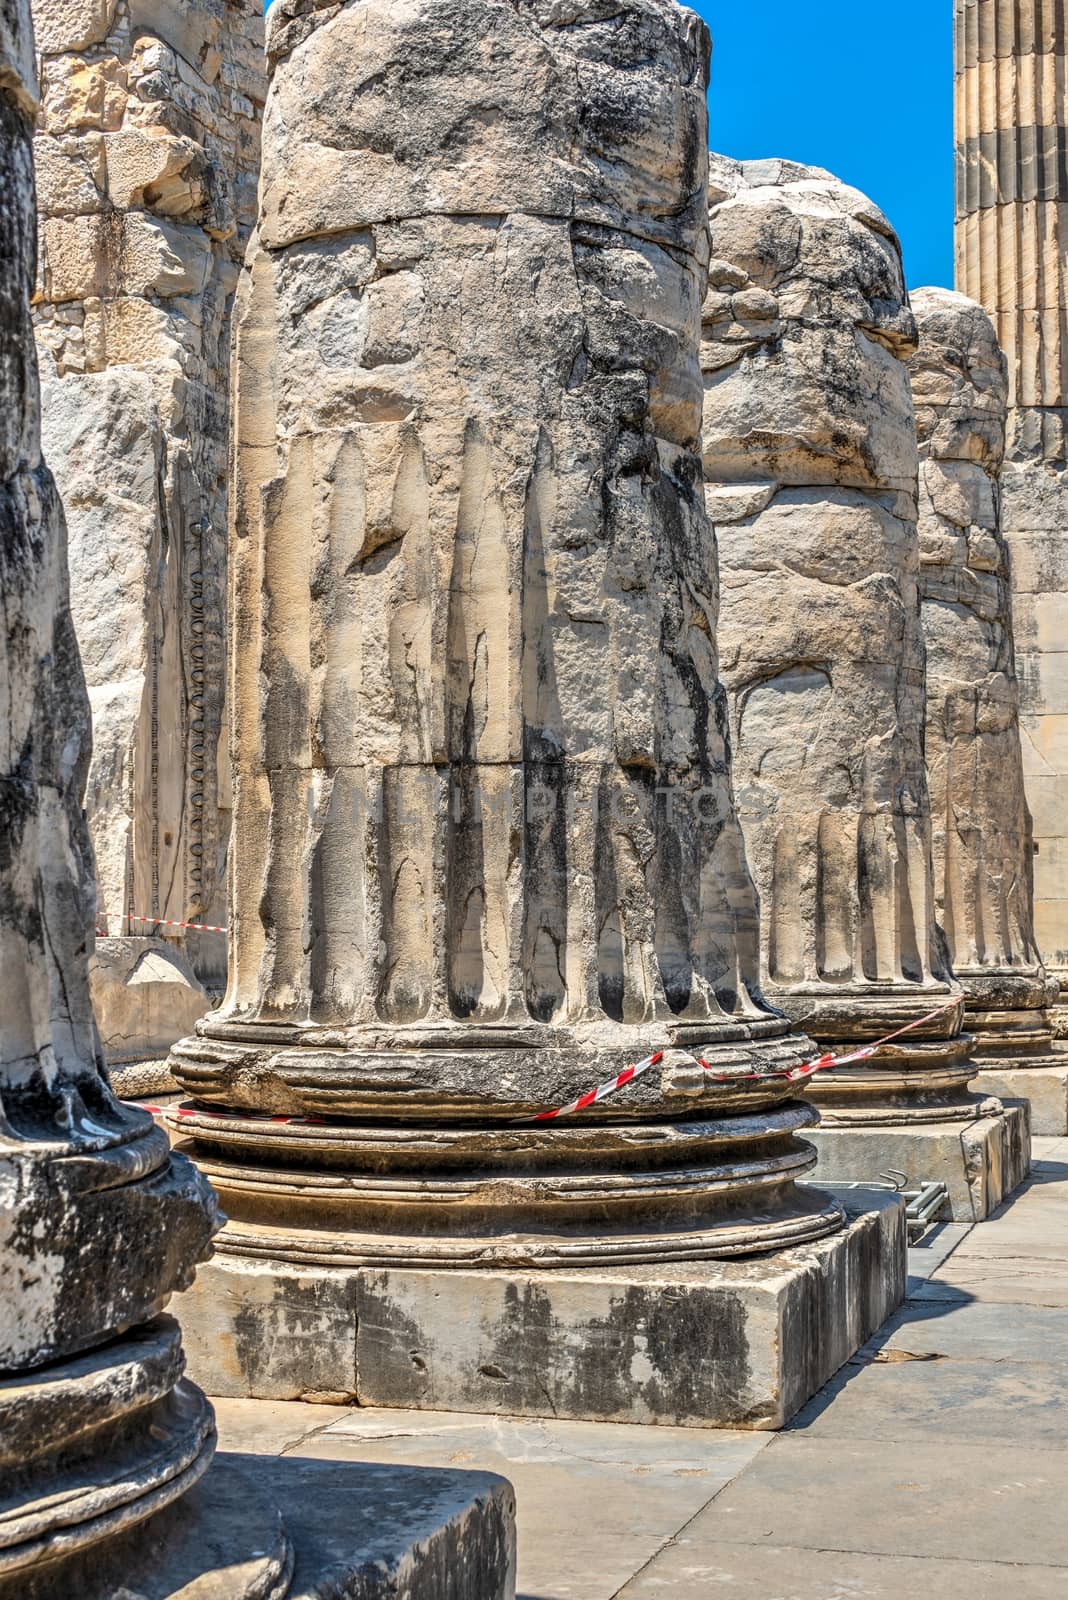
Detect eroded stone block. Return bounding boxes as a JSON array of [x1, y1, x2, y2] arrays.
[[178, 1198, 906, 1430], [806, 1103, 1032, 1222]]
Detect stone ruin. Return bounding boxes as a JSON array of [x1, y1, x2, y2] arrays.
[[29, 0, 266, 1091], [5, 0, 1068, 1587], [164, 0, 902, 1423], [699, 158, 1030, 1219], [955, 0, 1068, 1066], [908, 286, 1066, 1127], [0, 4, 252, 1586], [0, 1, 516, 1594]]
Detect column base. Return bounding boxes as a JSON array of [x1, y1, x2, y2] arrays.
[[804, 1102, 1031, 1222], [169, 1101, 846, 1267], [6, 1457, 293, 1600], [969, 1066, 1068, 1135], [0, 1320, 516, 1599], [8, 1454, 514, 1600], [174, 1191, 905, 1430]]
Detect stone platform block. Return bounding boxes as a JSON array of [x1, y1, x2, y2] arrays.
[[970, 1066, 1068, 1135], [805, 1104, 1031, 1221], [178, 1194, 905, 1431], [23, 1453, 515, 1599]]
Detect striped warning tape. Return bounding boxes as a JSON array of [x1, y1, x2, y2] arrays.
[[532, 998, 959, 1122], [141, 999, 958, 1128], [145, 1103, 327, 1125], [96, 911, 227, 936]]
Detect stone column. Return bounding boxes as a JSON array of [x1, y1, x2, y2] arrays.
[[0, 8, 280, 1590], [30, 0, 266, 1092], [955, 0, 1068, 1066], [908, 287, 1068, 1124], [167, 1, 905, 1423], [702, 158, 1029, 1219], [1, 11, 516, 1593]]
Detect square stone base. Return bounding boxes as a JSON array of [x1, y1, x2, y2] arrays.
[[805, 1104, 1031, 1222], [177, 1193, 906, 1432], [20, 1454, 516, 1600], [970, 1067, 1068, 1135]]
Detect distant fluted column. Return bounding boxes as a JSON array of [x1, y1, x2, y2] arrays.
[[168, 0, 846, 1269], [955, 2, 1068, 1065], [700, 158, 1030, 1219], [955, 0, 1068, 461], [909, 288, 1066, 1086]]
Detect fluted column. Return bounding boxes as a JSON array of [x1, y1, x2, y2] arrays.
[[908, 287, 1062, 1074], [0, 10, 289, 1594], [701, 158, 987, 1129], [169, 0, 845, 1269], [955, 0, 1068, 461], [955, 1, 1068, 1054]]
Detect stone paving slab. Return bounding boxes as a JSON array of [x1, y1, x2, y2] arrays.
[[268, 1411, 770, 1600], [911, 1257, 1068, 1305], [865, 1299, 1068, 1363], [1032, 1156, 1068, 1182], [685, 1434, 1068, 1567], [905, 1220, 972, 1287], [787, 1354, 1068, 1445], [616, 1540, 1068, 1598], [212, 1397, 346, 1455], [206, 1151, 1068, 1600]]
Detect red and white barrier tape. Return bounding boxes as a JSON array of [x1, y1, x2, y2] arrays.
[[142, 998, 958, 1128], [533, 1054, 666, 1122], [530, 997, 959, 1122], [97, 912, 227, 936], [146, 1103, 327, 1125]]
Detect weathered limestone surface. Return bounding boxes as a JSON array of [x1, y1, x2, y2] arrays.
[[955, 0, 1068, 1036], [0, 11, 222, 1588], [906, 287, 1068, 1129], [702, 159, 960, 1104], [177, 1193, 907, 1430], [30, 0, 267, 1080], [700, 157, 1029, 1211], [2, 15, 517, 1596], [170, 0, 857, 1272], [164, 0, 909, 1424]]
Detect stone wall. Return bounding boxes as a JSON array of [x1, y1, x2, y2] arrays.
[[30, 0, 265, 1050]]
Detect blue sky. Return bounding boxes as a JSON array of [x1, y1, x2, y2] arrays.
[[693, 3, 955, 290]]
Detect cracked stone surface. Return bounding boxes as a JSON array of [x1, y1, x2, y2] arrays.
[[0, 9, 235, 1592], [698, 156, 997, 1142]]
